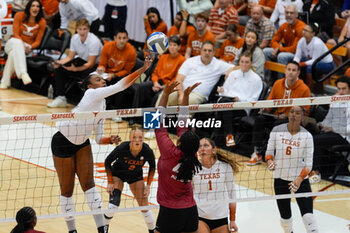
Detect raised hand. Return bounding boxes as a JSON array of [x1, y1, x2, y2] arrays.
[[184, 82, 201, 97], [163, 81, 180, 95]]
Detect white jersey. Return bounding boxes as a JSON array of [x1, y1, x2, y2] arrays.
[[57, 80, 127, 145], [266, 123, 313, 181], [192, 160, 235, 220]]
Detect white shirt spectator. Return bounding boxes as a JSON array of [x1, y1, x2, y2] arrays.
[[179, 56, 233, 99], [70, 32, 102, 63], [270, 0, 303, 26], [293, 36, 333, 65], [59, 0, 99, 29], [107, 0, 126, 5]]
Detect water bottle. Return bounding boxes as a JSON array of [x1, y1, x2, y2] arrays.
[[48, 84, 54, 99]]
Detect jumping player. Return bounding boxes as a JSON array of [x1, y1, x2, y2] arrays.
[[104, 126, 156, 232], [51, 56, 152, 233], [266, 106, 319, 233]]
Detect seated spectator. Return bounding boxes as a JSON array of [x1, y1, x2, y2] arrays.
[[58, 0, 100, 36], [293, 23, 334, 91], [47, 19, 102, 108], [11, 206, 45, 233], [270, 0, 303, 28], [245, 5, 276, 49], [328, 16, 350, 64], [336, 0, 350, 19], [311, 76, 350, 183], [248, 61, 311, 166], [214, 0, 249, 25], [216, 24, 244, 63], [185, 12, 215, 58], [0, 0, 46, 89], [303, 0, 335, 39], [176, 0, 213, 24], [264, 5, 305, 67], [217, 52, 263, 147], [167, 10, 196, 56], [41, 0, 60, 30], [248, 0, 277, 18], [143, 7, 168, 49], [12, 0, 29, 17], [234, 31, 265, 79], [102, 0, 127, 39], [208, 0, 239, 44]]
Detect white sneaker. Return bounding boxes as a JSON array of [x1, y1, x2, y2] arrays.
[[47, 96, 67, 108], [20, 73, 32, 85], [111, 117, 123, 123], [144, 130, 155, 139]]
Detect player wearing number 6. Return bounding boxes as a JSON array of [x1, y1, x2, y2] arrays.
[[265, 106, 319, 233], [193, 138, 239, 233], [104, 126, 156, 232]]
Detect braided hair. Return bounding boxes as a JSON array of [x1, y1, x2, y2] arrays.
[[11, 207, 36, 233], [176, 130, 202, 184]]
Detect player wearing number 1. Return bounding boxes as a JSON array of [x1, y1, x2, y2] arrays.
[[265, 106, 319, 233]]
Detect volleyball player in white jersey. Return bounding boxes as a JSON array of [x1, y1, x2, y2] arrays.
[[51, 56, 152, 233], [193, 138, 239, 233], [265, 106, 319, 233]]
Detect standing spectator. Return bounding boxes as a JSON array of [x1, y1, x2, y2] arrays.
[[248, 0, 277, 18], [11, 207, 45, 233], [176, 0, 213, 24], [143, 7, 168, 49], [245, 5, 275, 49], [248, 61, 311, 166], [58, 0, 101, 36], [270, 0, 303, 27], [186, 13, 215, 58], [102, 0, 127, 39], [47, 19, 103, 108], [216, 24, 244, 63], [208, 0, 239, 43], [264, 5, 305, 66], [40, 0, 60, 29], [0, 0, 46, 89], [234, 31, 265, 79], [193, 138, 239, 233], [266, 106, 318, 233], [12, 0, 29, 17]]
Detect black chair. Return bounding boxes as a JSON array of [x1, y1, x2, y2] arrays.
[[329, 144, 350, 182]]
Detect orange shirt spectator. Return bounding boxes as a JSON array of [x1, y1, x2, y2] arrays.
[[144, 7, 168, 48], [217, 37, 244, 63], [40, 0, 58, 16], [208, 5, 239, 40], [258, 0, 277, 18], [152, 53, 186, 85], [187, 30, 215, 57], [168, 24, 196, 55]]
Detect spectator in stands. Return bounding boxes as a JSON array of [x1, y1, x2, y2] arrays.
[[214, 0, 249, 25], [186, 12, 215, 58], [248, 61, 311, 166], [176, 0, 213, 24], [102, 0, 127, 39], [303, 0, 335, 39], [168, 10, 196, 56], [47, 19, 102, 108], [58, 0, 100, 36], [0, 0, 46, 90], [328, 15, 350, 62], [264, 5, 305, 67], [217, 52, 263, 147], [310, 76, 350, 183], [270, 0, 303, 28], [293, 23, 334, 91], [12, 0, 29, 17], [143, 7, 168, 47], [234, 31, 265, 79], [40, 0, 60, 30], [97, 28, 136, 120], [11, 207, 45, 233], [245, 5, 275, 49], [336, 0, 350, 19], [208, 0, 239, 44], [217, 24, 244, 63], [248, 0, 277, 18]]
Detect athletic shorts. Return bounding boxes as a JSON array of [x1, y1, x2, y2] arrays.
[[198, 217, 228, 230], [51, 131, 90, 158], [112, 170, 143, 184], [155, 205, 198, 233]]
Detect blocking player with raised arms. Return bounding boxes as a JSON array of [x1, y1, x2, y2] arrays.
[[265, 106, 319, 233], [104, 126, 156, 232], [193, 138, 239, 233], [51, 56, 152, 233]]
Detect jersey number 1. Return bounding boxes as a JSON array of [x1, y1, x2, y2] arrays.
[[208, 180, 212, 191]]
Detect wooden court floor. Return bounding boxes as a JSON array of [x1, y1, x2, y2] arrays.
[[0, 88, 349, 233]]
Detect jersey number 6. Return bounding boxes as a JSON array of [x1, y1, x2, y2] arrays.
[[286, 146, 292, 156]]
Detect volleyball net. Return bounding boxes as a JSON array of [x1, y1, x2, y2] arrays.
[[0, 95, 350, 222]]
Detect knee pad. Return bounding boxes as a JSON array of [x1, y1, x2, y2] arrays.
[[85, 187, 102, 211], [109, 189, 121, 206], [60, 195, 75, 222], [303, 213, 319, 233], [280, 218, 293, 233]]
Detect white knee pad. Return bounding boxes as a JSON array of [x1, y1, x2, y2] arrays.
[[303, 213, 319, 233], [60, 195, 75, 222], [141, 210, 155, 230], [85, 187, 103, 211], [280, 218, 293, 233]]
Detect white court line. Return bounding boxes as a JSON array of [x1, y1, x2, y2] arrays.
[[0, 97, 48, 102], [316, 197, 350, 202]]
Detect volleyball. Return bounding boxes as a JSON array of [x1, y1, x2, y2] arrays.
[[146, 32, 169, 54]]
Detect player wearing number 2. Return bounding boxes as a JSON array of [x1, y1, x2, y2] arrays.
[[193, 138, 239, 233], [266, 106, 319, 233], [104, 126, 156, 233]]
